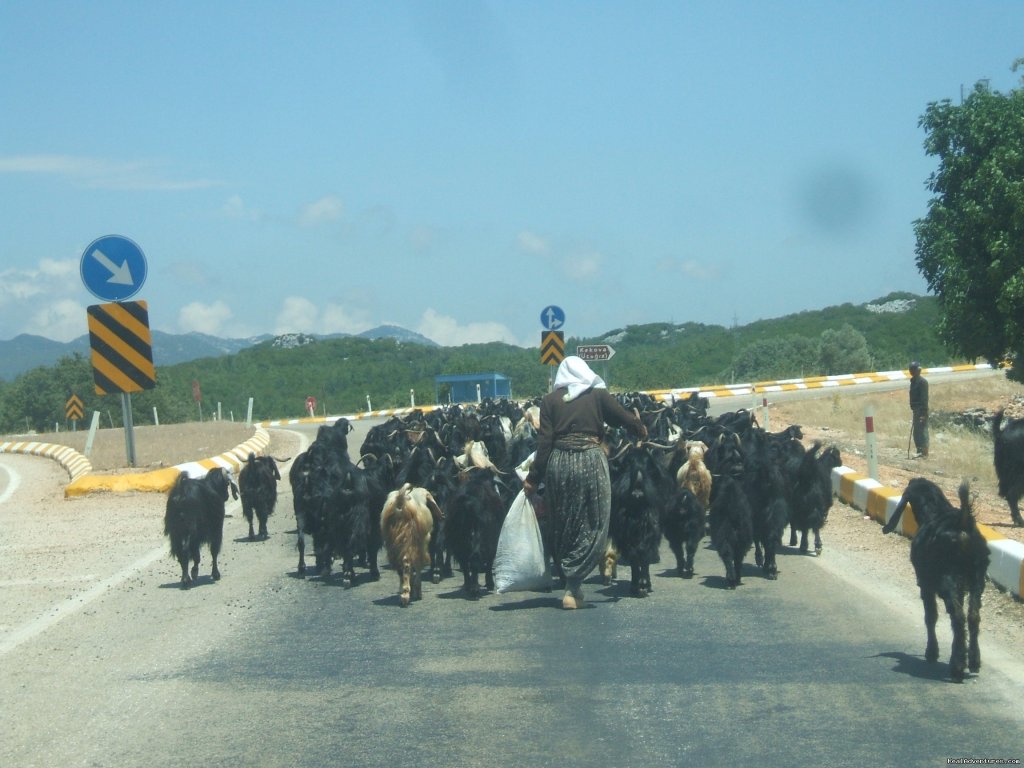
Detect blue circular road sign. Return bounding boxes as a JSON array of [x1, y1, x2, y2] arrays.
[[80, 234, 148, 302], [540, 305, 565, 330]]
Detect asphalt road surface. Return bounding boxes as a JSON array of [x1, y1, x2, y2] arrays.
[[1, 403, 1023, 768]]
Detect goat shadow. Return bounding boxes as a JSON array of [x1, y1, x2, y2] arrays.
[[985, 519, 1024, 531], [233, 534, 272, 544], [699, 562, 762, 591], [158, 575, 218, 590], [489, 595, 556, 611], [871, 651, 965, 683]]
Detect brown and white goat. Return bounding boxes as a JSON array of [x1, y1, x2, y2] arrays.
[[380, 483, 442, 607], [676, 441, 712, 510]]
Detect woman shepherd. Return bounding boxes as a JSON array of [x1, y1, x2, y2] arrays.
[[522, 356, 647, 609]]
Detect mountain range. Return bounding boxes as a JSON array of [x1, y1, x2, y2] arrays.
[[0, 324, 438, 381]]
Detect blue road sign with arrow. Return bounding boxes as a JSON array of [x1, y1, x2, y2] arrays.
[[80, 235, 148, 302], [540, 305, 565, 330]]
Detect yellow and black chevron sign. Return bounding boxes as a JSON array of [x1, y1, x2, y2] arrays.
[[540, 330, 565, 366], [87, 300, 157, 395], [65, 393, 84, 421]]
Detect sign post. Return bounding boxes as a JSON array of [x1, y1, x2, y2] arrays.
[[540, 305, 566, 382], [81, 235, 151, 467]]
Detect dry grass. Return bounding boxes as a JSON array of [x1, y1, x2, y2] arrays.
[[789, 377, 1024, 482], [770, 371, 1024, 543]]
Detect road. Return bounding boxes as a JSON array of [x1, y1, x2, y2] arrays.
[[2, 392, 1023, 767]]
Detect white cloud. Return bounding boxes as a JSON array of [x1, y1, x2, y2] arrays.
[[562, 250, 602, 282], [273, 296, 371, 336], [178, 301, 234, 335], [300, 196, 345, 227], [221, 195, 263, 221], [410, 225, 440, 251], [274, 296, 319, 334], [320, 304, 370, 335], [517, 230, 549, 254], [656, 256, 719, 280], [0, 154, 221, 191], [28, 299, 87, 342], [416, 308, 527, 347], [0, 258, 79, 305]]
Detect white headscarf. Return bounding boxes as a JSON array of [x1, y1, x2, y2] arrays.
[[554, 356, 606, 402]]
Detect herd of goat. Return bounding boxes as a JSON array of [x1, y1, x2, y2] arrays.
[[162, 392, 1024, 682]]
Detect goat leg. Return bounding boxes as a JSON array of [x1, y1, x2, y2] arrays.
[[399, 556, 412, 607], [968, 585, 983, 673], [296, 534, 307, 576], [733, 552, 744, 586], [813, 529, 823, 556], [683, 542, 697, 578], [945, 590, 968, 683], [1010, 497, 1023, 527], [921, 588, 940, 663], [178, 557, 192, 589]]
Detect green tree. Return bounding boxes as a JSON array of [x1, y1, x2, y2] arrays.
[[732, 336, 820, 381], [818, 324, 872, 375], [914, 63, 1024, 380]]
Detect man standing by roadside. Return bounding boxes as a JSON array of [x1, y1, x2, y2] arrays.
[[909, 361, 929, 458]]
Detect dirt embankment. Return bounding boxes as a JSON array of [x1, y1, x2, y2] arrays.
[[12, 422, 261, 473]]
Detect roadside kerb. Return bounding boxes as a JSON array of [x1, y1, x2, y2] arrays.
[[260, 404, 445, 429], [63, 426, 271, 496], [832, 466, 1024, 600], [0, 440, 93, 482], [646, 363, 993, 402]]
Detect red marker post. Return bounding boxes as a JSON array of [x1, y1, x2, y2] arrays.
[[864, 405, 879, 480]]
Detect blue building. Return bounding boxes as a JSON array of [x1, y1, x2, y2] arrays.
[[434, 372, 512, 404]]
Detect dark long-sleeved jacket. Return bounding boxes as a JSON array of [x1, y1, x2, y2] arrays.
[[525, 387, 645, 487], [909, 375, 929, 414]]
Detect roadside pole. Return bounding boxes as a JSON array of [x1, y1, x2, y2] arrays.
[[864, 405, 879, 480]]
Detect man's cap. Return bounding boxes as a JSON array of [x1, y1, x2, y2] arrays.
[[909, 361, 921, 371]]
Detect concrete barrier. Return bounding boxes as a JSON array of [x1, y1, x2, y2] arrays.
[[831, 466, 1024, 600], [1, 428, 271, 498]]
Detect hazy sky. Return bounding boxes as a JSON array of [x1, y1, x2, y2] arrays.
[[2, 2, 1021, 347]]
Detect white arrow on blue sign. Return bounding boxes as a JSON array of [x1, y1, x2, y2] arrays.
[[540, 305, 565, 330], [80, 235, 148, 302]]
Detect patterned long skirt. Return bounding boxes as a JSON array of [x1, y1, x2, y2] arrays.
[[545, 444, 612, 585]]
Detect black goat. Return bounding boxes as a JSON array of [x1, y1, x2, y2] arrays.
[[661, 486, 705, 579], [788, 441, 841, 555], [446, 467, 506, 597], [909, 481, 989, 682], [163, 467, 239, 589], [742, 430, 791, 580], [882, 477, 959, 535], [238, 453, 281, 540], [704, 429, 753, 588], [708, 474, 754, 589], [333, 458, 380, 586], [289, 441, 338, 577], [607, 441, 670, 597], [992, 409, 1024, 526]]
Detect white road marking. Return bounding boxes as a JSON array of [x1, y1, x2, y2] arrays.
[[0, 461, 21, 505], [0, 497, 243, 658], [0, 546, 166, 657]]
